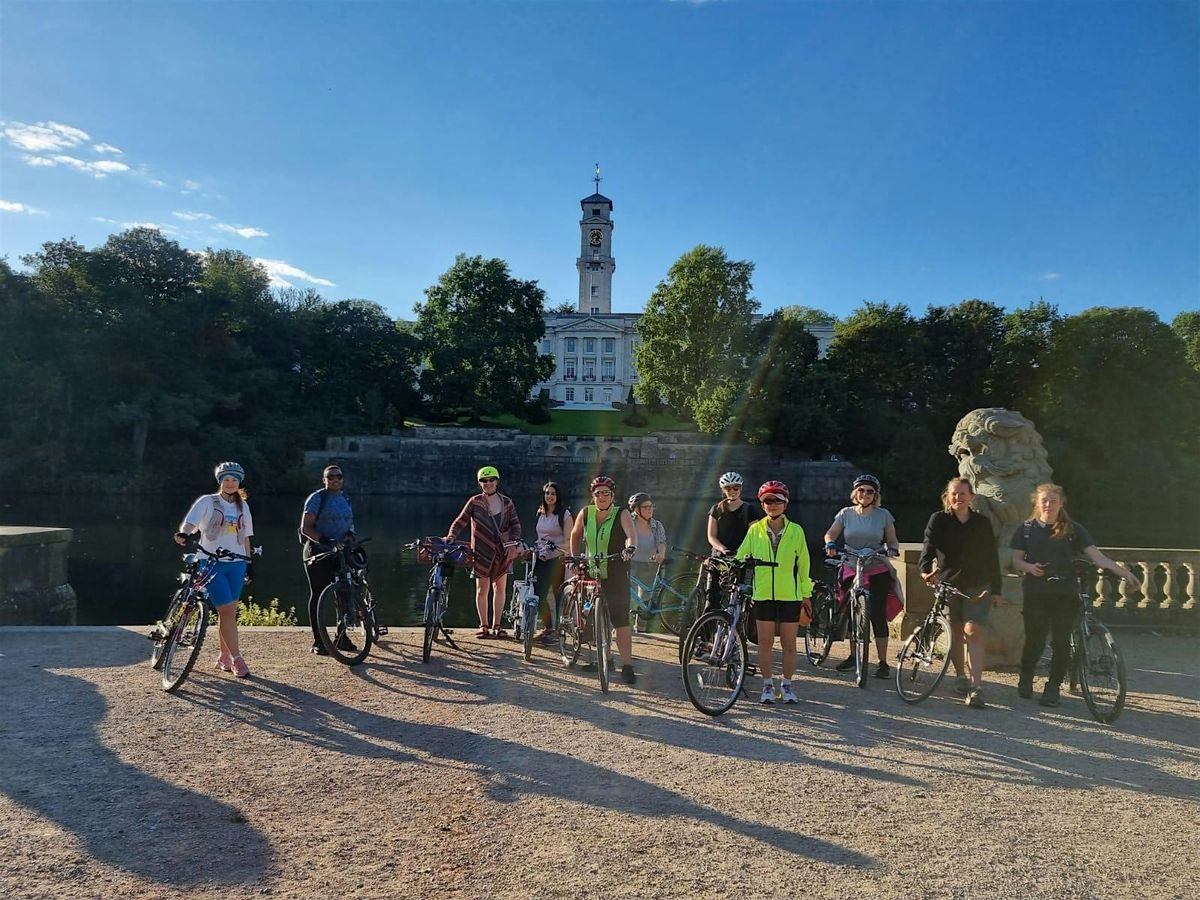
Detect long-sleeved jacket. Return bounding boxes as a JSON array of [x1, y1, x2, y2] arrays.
[[735, 516, 813, 602]]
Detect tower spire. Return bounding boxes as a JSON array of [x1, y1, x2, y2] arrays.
[[594, 162, 601, 194]]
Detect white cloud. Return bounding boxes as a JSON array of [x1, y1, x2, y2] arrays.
[[2, 120, 90, 152], [216, 223, 269, 239], [23, 154, 131, 178], [92, 216, 177, 234], [93, 142, 123, 155], [254, 258, 335, 288], [182, 179, 202, 192], [1038, 271, 1062, 281], [150, 178, 165, 188], [0, 200, 47, 215], [173, 209, 214, 221]]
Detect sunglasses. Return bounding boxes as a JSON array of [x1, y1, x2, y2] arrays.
[[324, 473, 343, 480], [762, 498, 786, 506], [593, 490, 614, 498], [857, 487, 876, 495]]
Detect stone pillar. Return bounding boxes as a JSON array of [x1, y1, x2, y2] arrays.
[[0, 526, 77, 625]]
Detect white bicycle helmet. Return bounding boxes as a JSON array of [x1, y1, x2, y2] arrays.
[[718, 472, 744, 489]]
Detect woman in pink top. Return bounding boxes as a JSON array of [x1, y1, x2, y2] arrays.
[[533, 482, 573, 644]]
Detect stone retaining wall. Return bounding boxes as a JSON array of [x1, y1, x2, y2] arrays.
[[0, 526, 77, 625]]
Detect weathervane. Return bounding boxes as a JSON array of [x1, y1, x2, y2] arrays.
[[594, 162, 601, 193]]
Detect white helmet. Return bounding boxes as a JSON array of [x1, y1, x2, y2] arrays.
[[718, 472, 744, 488]]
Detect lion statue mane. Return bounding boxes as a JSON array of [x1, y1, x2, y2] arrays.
[[949, 408, 1054, 572]]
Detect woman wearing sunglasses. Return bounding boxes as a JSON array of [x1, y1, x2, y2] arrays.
[[446, 465, 523, 638], [823, 474, 901, 678]]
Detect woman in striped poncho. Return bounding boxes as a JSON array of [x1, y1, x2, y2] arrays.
[[446, 465, 522, 638]]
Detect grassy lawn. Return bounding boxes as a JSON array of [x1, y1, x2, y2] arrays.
[[406, 409, 696, 436]]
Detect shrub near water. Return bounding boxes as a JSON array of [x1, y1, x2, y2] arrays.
[[208, 597, 299, 627]]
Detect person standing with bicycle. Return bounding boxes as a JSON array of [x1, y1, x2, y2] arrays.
[[446, 465, 522, 639], [628, 492, 666, 630], [533, 481, 573, 645], [174, 461, 255, 677], [704, 472, 763, 614], [569, 475, 637, 684], [1011, 483, 1140, 707], [919, 477, 1002, 709], [300, 464, 357, 655], [823, 474, 901, 679], [735, 481, 813, 705]]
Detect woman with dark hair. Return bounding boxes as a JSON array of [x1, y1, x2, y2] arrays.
[[175, 461, 255, 678], [446, 465, 522, 639], [533, 482, 573, 644], [1011, 482, 1139, 707]]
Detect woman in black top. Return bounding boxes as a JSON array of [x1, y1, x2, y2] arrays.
[[1010, 482, 1139, 707], [705, 472, 763, 611], [919, 477, 1002, 709]]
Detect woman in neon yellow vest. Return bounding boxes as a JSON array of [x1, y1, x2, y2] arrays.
[[568, 475, 637, 684], [735, 480, 814, 706]]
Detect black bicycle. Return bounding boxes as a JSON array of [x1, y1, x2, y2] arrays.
[[149, 540, 253, 692], [1061, 567, 1128, 724], [804, 547, 885, 688], [679, 556, 775, 716], [894, 581, 965, 703], [308, 537, 379, 666], [407, 538, 473, 663], [673, 547, 727, 662]]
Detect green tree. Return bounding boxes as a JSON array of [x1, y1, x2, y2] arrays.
[[920, 299, 1009, 438], [415, 255, 553, 420], [778, 305, 837, 327], [1173, 311, 1200, 373], [633, 245, 758, 425]]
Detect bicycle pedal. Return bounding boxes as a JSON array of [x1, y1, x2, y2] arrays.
[[375, 626, 389, 635]]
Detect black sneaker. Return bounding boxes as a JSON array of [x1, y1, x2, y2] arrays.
[[311, 642, 329, 656], [836, 656, 856, 672], [1017, 677, 1034, 699], [873, 662, 891, 679], [334, 634, 358, 653], [1038, 684, 1061, 707], [621, 664, 636, 685]]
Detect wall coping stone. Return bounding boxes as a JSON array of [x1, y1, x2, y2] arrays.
[[0, 526, 74, 547]]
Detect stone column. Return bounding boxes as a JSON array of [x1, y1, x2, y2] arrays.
[[0, 526, 77, 625]]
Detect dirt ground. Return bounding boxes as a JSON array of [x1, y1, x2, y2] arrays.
[[0, 625, 1196, 900]]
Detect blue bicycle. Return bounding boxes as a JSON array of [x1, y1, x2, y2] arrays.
[[407, 538, 473, 663], [627, 547, 703, 636]]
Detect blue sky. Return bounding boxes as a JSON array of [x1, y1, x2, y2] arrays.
[[1, 0, 1196, 321]]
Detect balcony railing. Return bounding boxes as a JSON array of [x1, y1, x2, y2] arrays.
[[601, 375, 615, 382], [582, 374, 597, 382], [563, 374, 577, 381]]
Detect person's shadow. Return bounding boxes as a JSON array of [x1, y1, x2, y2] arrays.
[[0, 629, 275, 887]]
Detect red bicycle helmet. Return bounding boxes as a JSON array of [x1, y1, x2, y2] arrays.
[[590, 475, 616, 493], [757, 480, 790, 501]]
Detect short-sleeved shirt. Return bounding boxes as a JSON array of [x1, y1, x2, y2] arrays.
[[304, 490, 354, 543], [182, 494, 253, 556], [631, 517, 667, 563], [709, 501, 763, 554], [833, 506, 896, 552], [1010, 518, 1094, 596]]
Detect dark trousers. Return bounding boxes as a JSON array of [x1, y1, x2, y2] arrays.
[[532, 556, 566, 626], [840, 572, 891, 639], [1020, 592, 1078, 686], [304, 553, 339, 644]]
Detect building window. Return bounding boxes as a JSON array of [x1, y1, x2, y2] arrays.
[[591, 307, 600, 315], [591, 249, 599, 259], [602, 360, 615, 381], [592, 208, 601, 216], [585, 338, 595, 353], [590, 287, 598, 298], [565, 388, 574, 402], [604, 389, 612, 403], [565, 358, 577, 379], [565, 337, 576, 353], [584, 388, 593, 402], [541, 340, 551, 353], [603, 338, 614, 354]]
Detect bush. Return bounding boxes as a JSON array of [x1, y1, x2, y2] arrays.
[[210, 597, 299, 626], [522, 395, 552, 424]]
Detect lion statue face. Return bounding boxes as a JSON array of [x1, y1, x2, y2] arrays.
[[949, 408, 1054, 539]]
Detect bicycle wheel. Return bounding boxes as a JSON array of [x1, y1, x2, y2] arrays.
[[422, 587, 442, 663], [558, 585, 583, 667], [682, 611, 747, 717], [161, 599, 208, 692], [151, 587, 187, 671], [895, 612, 952, 704], [1077, 621, 1127, 724], [653, 572, 699, 637], [521, 591, 537, 661], [853, 592, 870, 688], [676, 580, 708, 661], [315, 582, 373, 666], [804, 585, 835, 666], [595, 595, 611, 693]]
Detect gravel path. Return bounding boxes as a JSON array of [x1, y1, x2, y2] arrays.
[[1, 626, 1196, 900]]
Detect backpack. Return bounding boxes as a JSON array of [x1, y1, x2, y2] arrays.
[[297, 489, 331, 545]]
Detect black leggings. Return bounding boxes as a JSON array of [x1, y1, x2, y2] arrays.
[[1020, 591, 1077, 686], [304, 553, 338, 644], [841, 572, 891, 639], [533, 555, 566, 622]]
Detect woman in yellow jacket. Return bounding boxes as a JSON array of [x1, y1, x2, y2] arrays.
[[736, 480, 813, 705]]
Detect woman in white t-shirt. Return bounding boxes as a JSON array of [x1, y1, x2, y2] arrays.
[[532, 482, 573, 644], [174, 461, 255, 677]]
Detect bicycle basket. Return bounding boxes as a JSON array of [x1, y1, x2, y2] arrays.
[[417, 538, 471, 567]]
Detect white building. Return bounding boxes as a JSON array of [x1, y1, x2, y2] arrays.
[[534, 175, 834, 410]]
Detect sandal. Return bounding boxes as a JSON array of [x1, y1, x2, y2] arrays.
[[493, 628, 509, 639], [476, 627, 491, 639]]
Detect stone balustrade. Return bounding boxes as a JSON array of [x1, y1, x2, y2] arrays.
[[0, 526, 77, 625]]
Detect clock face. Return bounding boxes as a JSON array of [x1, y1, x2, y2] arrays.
[[589, 229, 603, 247]]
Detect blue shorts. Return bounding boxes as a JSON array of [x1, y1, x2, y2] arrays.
[[205, 560, 246, 609]]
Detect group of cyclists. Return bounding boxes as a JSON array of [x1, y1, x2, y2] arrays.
[[174, 459, 1141, 710]]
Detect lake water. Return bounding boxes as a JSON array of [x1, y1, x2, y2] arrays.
[[4, 492, 1173, 625]]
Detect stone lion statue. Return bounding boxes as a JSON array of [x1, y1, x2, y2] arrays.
[[949, 408, 1054, 571]]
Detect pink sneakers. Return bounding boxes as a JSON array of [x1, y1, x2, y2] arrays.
[[215, 651, 233, 672], [231, 655, 250, 678]]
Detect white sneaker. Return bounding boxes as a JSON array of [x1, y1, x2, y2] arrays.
[[760, 683, 775, 704], [779, 682, 798, 704]]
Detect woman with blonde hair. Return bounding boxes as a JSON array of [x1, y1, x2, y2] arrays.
[[919, 477, 1002, 708], [1010, 483, 1140, 706]]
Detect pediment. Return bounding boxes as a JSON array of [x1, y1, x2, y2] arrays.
[[553, 316, 629, 334]]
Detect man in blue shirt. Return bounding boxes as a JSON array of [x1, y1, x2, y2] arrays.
[[299, 464, 356, 654]]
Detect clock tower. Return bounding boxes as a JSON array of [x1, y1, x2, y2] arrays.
[[576, 163, 615, 314]]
